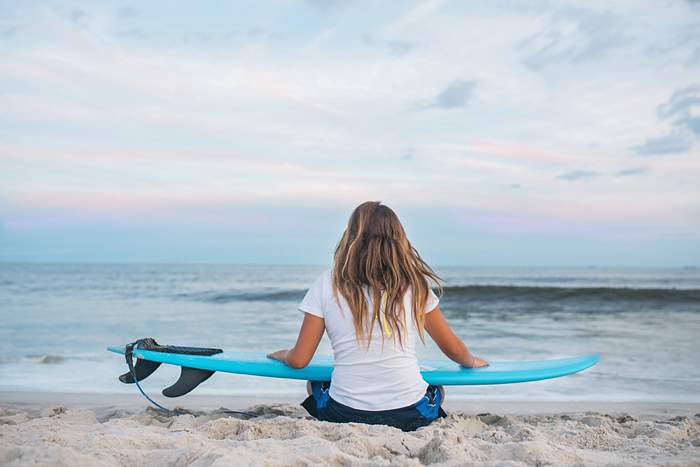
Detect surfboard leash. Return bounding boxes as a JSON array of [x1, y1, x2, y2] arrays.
[[125, 340, 183, 414], [124, 339, 256, 418]]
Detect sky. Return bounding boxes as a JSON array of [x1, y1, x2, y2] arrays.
[[1, 0, 699, 267]]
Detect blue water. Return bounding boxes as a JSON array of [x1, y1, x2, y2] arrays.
[[1, 263, 699, 402]]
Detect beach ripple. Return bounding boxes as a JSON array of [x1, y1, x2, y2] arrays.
[[0, 404, 698, 466]]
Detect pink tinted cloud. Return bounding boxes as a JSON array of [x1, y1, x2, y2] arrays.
[[467, 140, 587, 166], [428, 140, 588, 169], [2, 190, 282, 232], [0, 143, 337, 181]]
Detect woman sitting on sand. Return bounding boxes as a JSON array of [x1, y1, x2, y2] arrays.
[[268, 201, 488, 431]]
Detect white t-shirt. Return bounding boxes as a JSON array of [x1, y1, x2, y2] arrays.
[[298, 268, 439, 411]]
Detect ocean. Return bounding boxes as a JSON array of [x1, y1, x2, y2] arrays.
[[1, 263, 699, 402]]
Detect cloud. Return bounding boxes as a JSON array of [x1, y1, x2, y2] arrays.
[[462, 140, 586, 166], [0, 25, 18, 39], [644, 23, 700, 68], [633, 84, 700, 155], [247, 27, 281, 41], [305, 0, 347, 11], [557, 169, 599, 181], [361, 34, 417, 56], [615, 167, 648, 177], [432, 80, 476, 109], [689, 46, 700, 65], [633, 132, 693, 156], [68, 9, 86, 23], [518, 6, 627, 71], [686, 116, 700, 134], [116, 6, 140, 19], [117, 27, 148, 40], [386, 39, 416, 56], [657, 84, 700, 136], [385, 0, 444, 36]]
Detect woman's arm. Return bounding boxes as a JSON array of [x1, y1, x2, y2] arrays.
[[424, 306, 488, 368], [267, 313, 325, 369]]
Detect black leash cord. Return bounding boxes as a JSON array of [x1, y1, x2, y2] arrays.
[[125, 341, 177, 413], [125, 340, 256, 418]]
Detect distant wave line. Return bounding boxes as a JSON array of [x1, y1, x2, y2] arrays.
[[438, 285, 700, 303], [175, 289, 306, 303], [175, 285, 700, 304], [0, 355, 66, 365]]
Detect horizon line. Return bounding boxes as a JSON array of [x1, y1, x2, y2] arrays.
[[1, 260, 697, 270]]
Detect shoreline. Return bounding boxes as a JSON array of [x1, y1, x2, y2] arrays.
[[2, 391, 698, 417]]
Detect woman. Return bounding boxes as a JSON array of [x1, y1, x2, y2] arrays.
[[268, 201, 488, 431]]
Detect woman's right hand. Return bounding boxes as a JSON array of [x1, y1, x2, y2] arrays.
[[463, 356, 489, 368]]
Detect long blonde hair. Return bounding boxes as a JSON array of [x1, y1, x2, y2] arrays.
[[332, 201, 442, 347]]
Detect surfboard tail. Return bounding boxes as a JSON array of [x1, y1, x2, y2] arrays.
[[119, 338, 223, 397]]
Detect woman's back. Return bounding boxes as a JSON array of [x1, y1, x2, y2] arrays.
[[299, 268, 439, 410], [267, 201, 484, 430]]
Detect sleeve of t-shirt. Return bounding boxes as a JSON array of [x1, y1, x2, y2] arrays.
[[424, 287, 440, 313], [298, 272, 326, 319]]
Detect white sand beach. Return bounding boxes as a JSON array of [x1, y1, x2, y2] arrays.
[[1, 392, 698, 466]]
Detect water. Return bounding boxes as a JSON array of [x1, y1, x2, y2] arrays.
[[1, 263, 699, 402]]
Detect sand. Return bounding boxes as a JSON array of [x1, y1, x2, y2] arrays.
[[1, 392, 699, 466]]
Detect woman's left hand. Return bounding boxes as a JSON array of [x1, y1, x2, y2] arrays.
[[267, 349, 289, 362]]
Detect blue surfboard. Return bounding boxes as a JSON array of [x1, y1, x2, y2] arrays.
[[109, 344, 600, 389]]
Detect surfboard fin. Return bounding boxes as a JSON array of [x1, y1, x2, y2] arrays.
[[162, 367, 216, 397], [119, 358, 162, 384]]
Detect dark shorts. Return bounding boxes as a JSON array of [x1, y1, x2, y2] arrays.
[[301, 381, 447, 432]]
